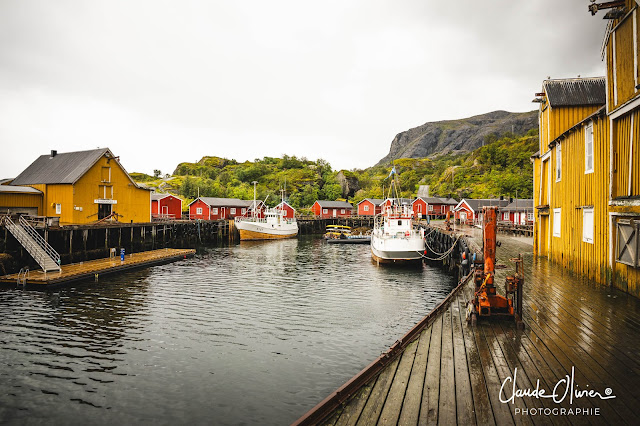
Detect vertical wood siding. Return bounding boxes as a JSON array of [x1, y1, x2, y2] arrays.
[[546, 116, 611, 284]]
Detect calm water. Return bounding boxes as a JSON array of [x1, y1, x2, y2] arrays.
[[0, 236, 455, 425]]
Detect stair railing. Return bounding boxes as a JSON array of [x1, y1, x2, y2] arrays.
[[18, 215, 61, 268]]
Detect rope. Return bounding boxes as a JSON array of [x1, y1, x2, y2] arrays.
[[418, 234, 461, 261]]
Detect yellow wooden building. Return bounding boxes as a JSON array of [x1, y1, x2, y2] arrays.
[[532, 0, 640, 297], [8, 148, 151, 225], [532, 78, 609, 283], [596, 0, 640, 295]]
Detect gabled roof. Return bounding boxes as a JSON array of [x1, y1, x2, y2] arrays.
[[413, 197, 453, 205], [189, 197, 262, 208], [314, 200, 353, 209], [503, 199, 534, 211], [0, 178, 12, 185], [357, 198, 384, 206], [543, 77, 606, 107], [455, 198, 510, 212], [0, 185, 42, 194], [10, 148, 146, 190], [383, 197, 413, 206], [12, 148, 109, 185], [276, 201, 296, 210], [151, 193, 177, 201]]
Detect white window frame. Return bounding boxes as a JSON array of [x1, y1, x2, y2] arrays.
[[196, 207, 203, 215], [241, 208, 246, 214], [55, 204, 61, 215], [582, 208, 594, 244], [428, 204, 433, 211], [212, 207, 218, 215], [527, 212, 534, 222], [322, 208, 328, 214], [340, 209, 345, 214], [556, 143, 562, 182], [230, 208, 236, 215], [503, 212, 510, 221], [553, 208, 561, 237], [585, 121, 594, 174], [363, 205, 370, 212]]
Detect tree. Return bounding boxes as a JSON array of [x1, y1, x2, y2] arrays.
[[154, 169, 162, 178]]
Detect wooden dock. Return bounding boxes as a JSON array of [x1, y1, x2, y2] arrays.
[[296, 232, 640, 425], [0, 248, 195, 288]]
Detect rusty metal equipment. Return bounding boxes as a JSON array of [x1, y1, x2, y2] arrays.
[[467, 206, 524, 328], [445, 210, 453, 232]]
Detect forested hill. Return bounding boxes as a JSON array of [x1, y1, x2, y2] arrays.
[[131, 129, 539, 211], [377, 110, 537, 166]]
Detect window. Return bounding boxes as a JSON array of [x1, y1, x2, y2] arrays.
[[196, 207, 203, 215], [428, 204, 433, 211], [527, 212, 534, 221], [363, 205, 370, 212], [585, 122, 594, 174], [503, 212, 510, 221], [553, 208, 561, 237], [101, 166, 111, 182], [583, 208, 594, 244], [341, 209, 345, 214], [230, 208, 236, 214], [241, 208, 246, 214], [212, 208, 218, 215], [55, 204, 61, 215], [556, 143, 562, 181], [323, 209, 328, 214]]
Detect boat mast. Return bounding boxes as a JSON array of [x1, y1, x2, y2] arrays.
[[252, 180, 258, 219]]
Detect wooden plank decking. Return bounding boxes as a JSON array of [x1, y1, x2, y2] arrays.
[[303, 232, 640, 425], [0, 248, 195, 287]]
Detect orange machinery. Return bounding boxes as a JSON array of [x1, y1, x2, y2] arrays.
[[467, 206, 524, 328]]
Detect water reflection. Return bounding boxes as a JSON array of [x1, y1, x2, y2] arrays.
[[0, 236, 455, 425]]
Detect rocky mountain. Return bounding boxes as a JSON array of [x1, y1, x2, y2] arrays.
[[376, 110, 538, 165]]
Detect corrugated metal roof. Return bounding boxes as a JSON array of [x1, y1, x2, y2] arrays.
[[11, 148, 109, 185], [315, 200, 353, 208], [0, 185, 42, 194], [543, 77, 606, 107]]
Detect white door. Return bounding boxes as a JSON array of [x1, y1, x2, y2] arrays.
[[514, 212, 519, 225], [333, 209, 337, 218]]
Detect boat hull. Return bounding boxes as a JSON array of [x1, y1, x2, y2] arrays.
[[370, 233, 425, 264], [235, 220, 298, 240], [370, 245, 423, 263]]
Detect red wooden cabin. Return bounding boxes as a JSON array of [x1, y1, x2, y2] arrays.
[[188, 197, 265, 220], [151, 193, 182, 220], [311, 200, 353, 218], [275, 201, 296, 218], [356, 198, 384, 216], [500, 199, 534, 225]]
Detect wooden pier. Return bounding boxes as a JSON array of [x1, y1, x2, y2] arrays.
[[296, 231, 640, 425], [0, 248, 195, 288]]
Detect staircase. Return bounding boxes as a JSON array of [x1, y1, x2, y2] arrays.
[[1, 216, 61, 273]]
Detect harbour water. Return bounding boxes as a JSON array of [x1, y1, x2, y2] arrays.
[[0, 236, 456, 425]]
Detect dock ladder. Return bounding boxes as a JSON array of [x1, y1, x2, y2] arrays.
[[1, 216, 61, 274]]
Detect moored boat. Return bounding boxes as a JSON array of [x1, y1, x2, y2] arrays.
[[234, 184, 298, 240], [370, 203, 425, 264]]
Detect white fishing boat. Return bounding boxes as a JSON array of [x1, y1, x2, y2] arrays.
[[370, 166, 425, 264], [234, 183, 298, 241], [370, 203, 425, 264]]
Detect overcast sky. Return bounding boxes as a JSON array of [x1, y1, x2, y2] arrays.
[[0, 0, 608, 178]]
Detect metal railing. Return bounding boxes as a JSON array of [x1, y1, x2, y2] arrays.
[[1, 215, 61, 272]]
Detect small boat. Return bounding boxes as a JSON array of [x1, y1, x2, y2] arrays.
[[326, 235, 371, 244], [324, 225, 352, 239], [235, 185, 298, 240]]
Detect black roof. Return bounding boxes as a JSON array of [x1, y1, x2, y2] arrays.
[[544, 77, 606, 107]]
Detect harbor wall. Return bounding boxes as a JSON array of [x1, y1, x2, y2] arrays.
[[0, 217, 376, 275]]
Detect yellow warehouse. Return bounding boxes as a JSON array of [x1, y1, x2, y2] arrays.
[[8, 148, 150, 225]]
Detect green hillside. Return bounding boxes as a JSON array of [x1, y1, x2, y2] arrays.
[[132, 130, 538, 209]]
